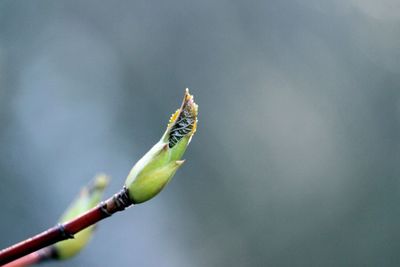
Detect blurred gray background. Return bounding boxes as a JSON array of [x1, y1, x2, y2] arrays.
[[1, 1, 400, 266]]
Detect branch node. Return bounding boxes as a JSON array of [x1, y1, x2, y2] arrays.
[[99, 201, 112, 217], [113, 186, 132, 211], [56, 224, 74, 239]]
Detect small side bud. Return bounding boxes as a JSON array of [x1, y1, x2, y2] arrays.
[[54, 174, 110, 260], [125, 89, 198, 204]]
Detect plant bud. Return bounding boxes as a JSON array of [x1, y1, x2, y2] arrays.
[[125, 89, 198, 203], [54, 174, 110, 259]]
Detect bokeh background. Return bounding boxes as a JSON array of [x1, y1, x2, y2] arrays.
[[1, 1, 400, 266]]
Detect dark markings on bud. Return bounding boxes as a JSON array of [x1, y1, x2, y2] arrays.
[[169, 105, 195, 148], [112, 186, 132, 210]]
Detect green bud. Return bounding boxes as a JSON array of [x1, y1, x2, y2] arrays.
[[125, 89, 198, 204], [54, 174, 110, 260]]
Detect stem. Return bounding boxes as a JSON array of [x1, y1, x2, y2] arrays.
[[0, 187, 133, 266], [2, 247, 53, 267]]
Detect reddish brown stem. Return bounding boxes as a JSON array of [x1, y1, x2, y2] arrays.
[[2, 252, 42, 267], [0, 188, 132, 266], [2, 247, 53, 267]]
